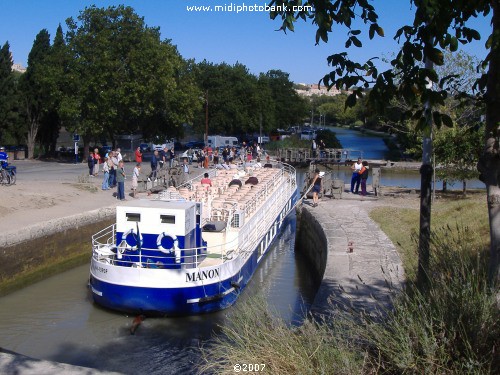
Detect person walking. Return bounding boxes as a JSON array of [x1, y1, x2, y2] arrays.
[[116, 160, 126, 200], [360, 161, 369, 196], [350, 157, 363, 194], [101, 157, 110, 190]]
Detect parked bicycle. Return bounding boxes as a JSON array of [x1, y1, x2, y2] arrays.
[[0, 164, 16, 185]]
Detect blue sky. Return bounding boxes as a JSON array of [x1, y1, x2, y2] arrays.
[[0, 0, 492, 83]]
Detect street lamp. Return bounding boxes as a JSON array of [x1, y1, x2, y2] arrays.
[[205, 90, 208, 146]]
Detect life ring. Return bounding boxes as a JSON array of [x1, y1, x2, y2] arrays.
[[156, 232, 178, 254], [122, 228, 143, 251]]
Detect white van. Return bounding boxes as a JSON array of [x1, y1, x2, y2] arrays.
[[207, 136, 239, 149], [152, 139, 175, 151]]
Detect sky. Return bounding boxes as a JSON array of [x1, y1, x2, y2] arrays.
[[0, 0, 493, 84]]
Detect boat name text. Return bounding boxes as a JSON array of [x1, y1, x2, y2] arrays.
[[186, 268, 220, 282], [91, 263, 108, 274]]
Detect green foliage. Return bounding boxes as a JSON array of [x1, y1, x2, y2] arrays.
[[193, 63, 307, 137], [359, 226, 498, 374], [63, 5, 201, 145], [199, 295, 366, 375], [19, 29, 53, 158], [434, 124, 483, 192], [269, 0, 491, 133], [0, 42, 23, 145], [201, 198, 497, 374], [316, 129, 341, 148]]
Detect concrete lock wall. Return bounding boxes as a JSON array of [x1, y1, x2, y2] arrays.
[[0, 207, 115, 287], [295, 206, 328, 283]]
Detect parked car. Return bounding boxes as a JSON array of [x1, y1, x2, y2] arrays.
[[184, 141, 205, 149]]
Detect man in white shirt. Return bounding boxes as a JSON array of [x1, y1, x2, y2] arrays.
[[350, 157, 363, 194]]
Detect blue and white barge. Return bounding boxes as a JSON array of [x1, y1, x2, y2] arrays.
[[89, 161, 297, 315]]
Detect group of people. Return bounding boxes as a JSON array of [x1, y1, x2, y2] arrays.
[[311, 139, 326, 158], [350, 157, 369, 196], [309, 155, 370, 208], [86, 147, 143, 200]]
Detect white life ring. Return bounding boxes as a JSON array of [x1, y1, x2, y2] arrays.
[[156, 232, 178, 254], [122, 228, 143, 251]]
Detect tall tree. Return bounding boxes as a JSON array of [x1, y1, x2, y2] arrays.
[[271, 0, 499, 286], [36, 24, 67, 157], [264, 69, 308, 129], [0, 42, 20, 145], [19, 29, 52, 159], [63, 5, 200, 158]]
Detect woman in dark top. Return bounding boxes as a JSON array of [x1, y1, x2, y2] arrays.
[[311, 169, 323, 207]]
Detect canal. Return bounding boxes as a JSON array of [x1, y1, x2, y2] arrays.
[[0, 212, 318, 374], [329, 126, 485, 190]]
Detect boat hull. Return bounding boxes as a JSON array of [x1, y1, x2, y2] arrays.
[[89, 192, 296, 316]]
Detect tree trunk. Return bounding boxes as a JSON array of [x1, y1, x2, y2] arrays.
[[462, 180, 467, 197], [418, 53, 434, 286], [443, 179, 447, 192], [478, 1, 500, 287], [26, 118, 39, 160]]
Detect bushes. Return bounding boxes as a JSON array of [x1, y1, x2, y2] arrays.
[[200, 198, 498, 374]]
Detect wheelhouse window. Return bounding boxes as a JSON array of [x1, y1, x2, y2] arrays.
[[126, 213, 141, 222], [160, 214, 175, 224]]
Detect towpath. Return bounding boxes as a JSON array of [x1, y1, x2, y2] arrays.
[[302, 193, 408, 317]]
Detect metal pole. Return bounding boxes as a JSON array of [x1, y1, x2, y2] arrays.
[[205, 90, 208, 146]]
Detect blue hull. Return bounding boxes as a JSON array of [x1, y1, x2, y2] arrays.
[[90, 206, 295, 315]]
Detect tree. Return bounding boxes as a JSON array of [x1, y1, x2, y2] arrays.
[[19, 29, 52, 159], [270, 0, 499, 286], [264, 69, 308, 129], [36, 25, 67, 157], [63, 5, 200, 157], [0, 42, 21, 145], [434, 124, 483, 195]]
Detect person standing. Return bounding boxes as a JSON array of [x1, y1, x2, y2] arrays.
[[311, 169, 322, 207], [116, 160, 126, 200], [101, 157, 110, 190], [360, 161, 369, 196], [350, 157, 363, 194], [149, 150, 159, 181], [93, 148, 101, 176], [134, 146, 143, 163], [110, 151, 119, 187], [169, 147, 175, 168], [182, 158, 190, 183], [87, 151, 95, 177], [132, 163, 140, 198], [311, 139, 317, 158]]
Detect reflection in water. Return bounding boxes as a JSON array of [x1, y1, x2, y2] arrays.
[[0, 213, 318, 374]]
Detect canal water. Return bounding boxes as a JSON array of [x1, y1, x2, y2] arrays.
[[328, 126, 485, 190], [0, 212, 318, 374]]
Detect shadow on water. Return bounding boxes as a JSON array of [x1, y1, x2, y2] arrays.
[[0, 212, 319, 374]]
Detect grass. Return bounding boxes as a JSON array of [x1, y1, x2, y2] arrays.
[[370, 193, 489, 279], [199, 194, 498, 374]]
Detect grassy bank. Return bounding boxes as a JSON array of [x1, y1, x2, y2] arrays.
[[199, 194, 498, 374]]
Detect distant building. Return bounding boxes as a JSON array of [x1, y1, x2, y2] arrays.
[[295, 83, 343, 97], [12, 63, 26, 73]]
